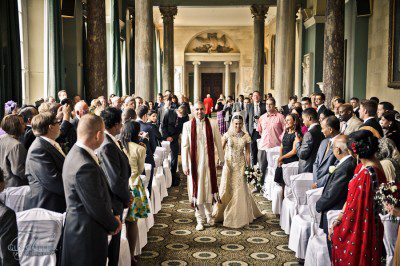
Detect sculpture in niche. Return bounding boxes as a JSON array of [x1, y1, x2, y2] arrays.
[[302, 53, 313, 96], [193, 33, 233, 53]]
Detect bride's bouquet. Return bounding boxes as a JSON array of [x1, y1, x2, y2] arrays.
[[374, 181, 400, 221], [244, 166, 263, 190]]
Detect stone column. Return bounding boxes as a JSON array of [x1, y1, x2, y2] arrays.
[[251, 5, 268, 95], [128, 7, 135, 95], [274, 0, 296, 107], [86, 0, 107, 99], [160, 6, 177, 94], [224, 61, 232, 98], [193, 61, 201, 102], [323, 0, 344, 103], [135, 0, 153, 100]]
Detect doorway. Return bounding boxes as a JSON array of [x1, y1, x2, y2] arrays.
[[201, 73, 223, 102]]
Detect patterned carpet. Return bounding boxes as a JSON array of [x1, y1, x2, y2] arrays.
[[137, 172, 300, 266]]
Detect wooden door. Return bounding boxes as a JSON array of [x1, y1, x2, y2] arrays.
[[201, 73, 223, 102]]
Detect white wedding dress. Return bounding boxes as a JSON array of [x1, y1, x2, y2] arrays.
[[212, 130, 263, 228]]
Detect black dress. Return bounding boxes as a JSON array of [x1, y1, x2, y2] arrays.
[[274, 131, 299, 184], [387, 129, 400, 151]]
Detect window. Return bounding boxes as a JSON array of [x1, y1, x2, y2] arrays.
[[17, 0, 29, 104]]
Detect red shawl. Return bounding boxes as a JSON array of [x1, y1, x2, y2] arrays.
[[190, 117, 218, 205]]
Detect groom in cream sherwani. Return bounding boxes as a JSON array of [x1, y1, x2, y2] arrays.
[[181, 101, 224, 231]]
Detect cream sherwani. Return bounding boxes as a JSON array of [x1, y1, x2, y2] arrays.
[[181, 118, 224, 224]]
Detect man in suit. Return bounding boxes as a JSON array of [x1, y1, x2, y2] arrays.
[[137, 105, 157, 192], [338, 104, 362, 135], [316, 135, 357, 257], [147, 110, 162, 145], [97, 107, 131, 266], [232, 94, 245, 114], [0, 169, 19, 265], [377, 101, 394, 119], [245, 91, 266, 166], [312, 116, 340, 188], [62, 114, 122, 266], [19, 106, 38, 150], [157, 96, 171, 129], [359, 99, 384, 137], [223, 97, 234, 129], [315, 92, 327, 117], [71, 101, 89, 130], [350, 97, 360, 118], [162, 106, 189, 186], [301, 97, 312, 110], [56, 104, 77, 154], [25, 112, 66, 213], [295, 108, 325, 173], [281, 95, 297, 116]]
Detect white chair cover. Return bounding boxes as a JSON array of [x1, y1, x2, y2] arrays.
[[118, 235, 131, 266], [151, 179, 162, 214], [271, 183, 283, 214], [263, 146, 280, 199], [326, 210, 341, 229], [5, 186, 30, 212], [304, 188, 329, 266], [16, 208, 64, 266], [134, 218, 148, 256], [144, 189, 154, 230], [161, 141, 171, 163], [282, 161, 299, 198], [144, 164, 152, 188], [154, 154, 168, 199], [380, 213, 400, 266], [163, 159, 173, 188], [287, 173, 314, 259]]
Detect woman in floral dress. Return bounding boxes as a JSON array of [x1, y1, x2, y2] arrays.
[[329, 130, 386, 265], [212, 113, 262, 228], [120, 120, 150, 263]]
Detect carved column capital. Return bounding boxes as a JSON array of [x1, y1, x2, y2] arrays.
[[193, 61, 201, 66], [224, 61, 232, 66], [251, 4, 268, 20], [160, 6, 178, 22]]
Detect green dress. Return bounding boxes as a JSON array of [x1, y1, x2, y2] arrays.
[[125, 142, 151, 222]]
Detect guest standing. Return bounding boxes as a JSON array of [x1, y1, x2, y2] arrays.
[[120, 121, 151, 264], [19, 106, 38, 150], [97, 108, 131, 266], [0, 114, 27, 188], [215, 99, 226, 135], [62, 114, 121, 266], [25, 112, 66, 213], [330, 130, 386, 265], [295, 108, 325, 173], [203, 94, 214, 118]]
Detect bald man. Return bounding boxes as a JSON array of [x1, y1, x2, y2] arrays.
[[71, 101, 89, 130], [315, 135, 357, 256], [62, 114, 121, 266]]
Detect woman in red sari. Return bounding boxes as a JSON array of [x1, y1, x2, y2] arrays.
[[329, 130, 386, 265]]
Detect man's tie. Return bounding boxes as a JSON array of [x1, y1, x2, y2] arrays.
[[323, 141, 332, 160], [117, 140, 124, 151], [54, 143, 66, 157]]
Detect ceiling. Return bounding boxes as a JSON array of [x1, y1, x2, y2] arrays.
[[153, 6, 277, 27]]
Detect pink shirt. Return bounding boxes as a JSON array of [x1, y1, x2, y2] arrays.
[[257, 112, 285, 150]]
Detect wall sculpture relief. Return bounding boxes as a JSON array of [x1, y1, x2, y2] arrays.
[[302, 53, 313, 96], [186, 32, 238, 53]]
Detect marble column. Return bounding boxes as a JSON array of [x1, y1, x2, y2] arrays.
[[160, 6, 177, 94], [323, 0, 344, 103], [193, 61, 201, 102], [251, 5, 268, 95], [135, 0, 153, 100], [86, 0, 107, 99], [274, 0, 296, 107], [224, 61, 232, 98], [128, 7, 135, 95]]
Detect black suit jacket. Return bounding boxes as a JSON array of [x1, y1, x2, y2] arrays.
[[70, 117, 79, 131], [316, 156, 357, 230], [317, 105, 327, 116], [0, 203, 19, 265], [296, 124, 325, 173], [162, 109, 189, 141], [245, 102, 266, 135], [25, 137, 66, 213], [362, 117, 384, 137], [23, 126, 36, 151], [96, 134, 131, 215], [138, 120, 157, 154], [281, 105, 291, 116], [56, 120, 77, 154], [62, 145, 118, 266]]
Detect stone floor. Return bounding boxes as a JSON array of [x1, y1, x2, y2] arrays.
[[137, 175, 300, 266]]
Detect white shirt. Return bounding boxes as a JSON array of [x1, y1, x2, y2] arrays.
[[41, 136, 65, 157], [337, 154, 352, 167], [330, 134, 340, 144], [317, 104, 324, 112], [105, 131, 122, 151], [309, 123, 319, 130], [363, 117, 374, 123], [76, 141, 99, 165]]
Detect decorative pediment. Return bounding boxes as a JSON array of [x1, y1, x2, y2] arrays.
[[185, 32, 239, 53]]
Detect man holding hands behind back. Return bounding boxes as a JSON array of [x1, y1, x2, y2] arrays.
[[62, 114, 122, 266]]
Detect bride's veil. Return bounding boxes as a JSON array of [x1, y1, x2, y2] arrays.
[[226, 112, 249, 137]]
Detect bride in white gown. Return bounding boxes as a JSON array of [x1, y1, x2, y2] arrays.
[[212, 112, 263, 228]]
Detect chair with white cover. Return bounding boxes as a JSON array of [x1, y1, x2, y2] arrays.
[[161, 141, 172, 164], [263, 146, 280, 200], [380, 213, 400, 266], [150, 162, 162, 214], [16, 208, 64, 266], [140, 175, 154, 230], [154, 152, 168, 199], [4, 186, 30, 212], [288, 173, 314, 259], [279, 161, 300, 233], [134, 218, 148, 256], [304, 188, 330, 266], [163, 159, 173, 188]]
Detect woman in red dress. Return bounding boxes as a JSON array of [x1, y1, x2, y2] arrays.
[[329, 130, 386, 265]]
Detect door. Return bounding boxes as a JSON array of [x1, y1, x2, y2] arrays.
[[201, 73, 223, 102]]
